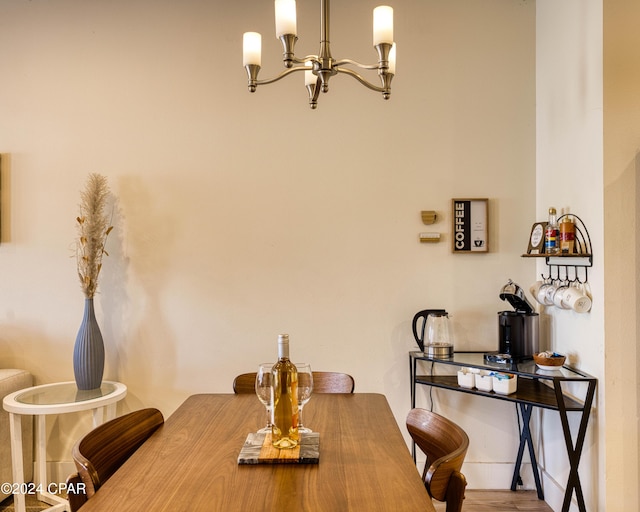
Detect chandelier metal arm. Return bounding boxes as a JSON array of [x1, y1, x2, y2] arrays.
[[245, 65, 306, 89], [333, 58, 380, 71], [258, 67, 306, 85], [290, 56, 320, 66], [335, 67, 387, 93]]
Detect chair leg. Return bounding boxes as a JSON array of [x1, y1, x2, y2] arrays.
[[444, 471, 467, 512]]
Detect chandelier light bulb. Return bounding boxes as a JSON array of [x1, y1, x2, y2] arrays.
[[242, 32, 262, 66], [275, 0, 297, 37], [373, 6, 393, 46]]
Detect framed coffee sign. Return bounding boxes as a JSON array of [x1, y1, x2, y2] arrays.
[[452, 198, 488, 253]]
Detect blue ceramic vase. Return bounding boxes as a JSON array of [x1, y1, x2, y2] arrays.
[[73, 298, 105, 390]]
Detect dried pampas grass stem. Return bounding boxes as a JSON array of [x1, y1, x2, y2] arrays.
[[76, 173, 113, 298]]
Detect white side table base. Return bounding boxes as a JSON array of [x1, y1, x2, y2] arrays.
[[3, 381, 127, 512], [8, 412, 26, 512]]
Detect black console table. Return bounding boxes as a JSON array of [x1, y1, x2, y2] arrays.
[[409, 351, 596, 512]]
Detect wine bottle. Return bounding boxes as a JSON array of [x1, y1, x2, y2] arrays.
[[271, 334, 299, 449], [544, 207, 559, 254]]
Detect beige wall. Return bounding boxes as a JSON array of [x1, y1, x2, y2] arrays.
[[603, 0, 640, 510], [0, 1, 619, 510], [0, 0, 537, 486], [537, 1, 640, 510], [536, 1, 605, 510]]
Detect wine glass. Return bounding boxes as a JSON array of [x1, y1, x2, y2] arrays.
[[255, 363, 274, 433], [296, 363, 313, 434]]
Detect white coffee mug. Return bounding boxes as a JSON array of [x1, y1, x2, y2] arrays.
[[552, 284, 570, 309], [530, 281, 547, 305], [562, 283, 592, 313], [543, 282, 559, 306]]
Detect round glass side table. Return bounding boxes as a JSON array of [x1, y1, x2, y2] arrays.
[[3, 381, 127, 512]]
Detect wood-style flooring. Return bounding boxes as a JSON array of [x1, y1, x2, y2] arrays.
[[0, 494, 48, 512], [1, 490, 554, 511], [434, 490, 554, 511]]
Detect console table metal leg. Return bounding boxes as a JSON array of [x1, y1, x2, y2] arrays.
[[410, 356, 417, 462], [553, 379, 596, 512], [511, 403, 544, 499]]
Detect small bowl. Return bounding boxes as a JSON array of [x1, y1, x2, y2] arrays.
[[533, 352, 566, 370]]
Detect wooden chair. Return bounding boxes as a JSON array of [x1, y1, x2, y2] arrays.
[[65, 408, 164, 511], [233, 371, 355, 394], [406, 408, 469, 512], [233, 372, 259, 394]]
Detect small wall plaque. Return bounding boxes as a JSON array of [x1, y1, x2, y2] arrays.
[[419, 232, 441, 243], [452, 198, 488, 253], [421, 210, 437, 225], [526, 222, 547, 254]]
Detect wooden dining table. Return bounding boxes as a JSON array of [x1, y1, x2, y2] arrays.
[[76, 393, 435, 511]]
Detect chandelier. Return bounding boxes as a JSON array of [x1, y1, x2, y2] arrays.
[[242, 0, 395, 109]]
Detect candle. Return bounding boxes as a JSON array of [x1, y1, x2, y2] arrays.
[[275, 0, 297, 37], [373, 6, 393, 45], [243, 32, 262, 66]]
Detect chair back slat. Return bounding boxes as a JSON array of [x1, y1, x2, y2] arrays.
[[234, 371, 354, 394], [310, 372, 355, 393], [233, 373, 258, 394]]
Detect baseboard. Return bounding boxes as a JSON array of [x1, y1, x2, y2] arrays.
[[461, 462, 579, 510], [413, 456, 541, 491], [461, 462, 539, 490], [540, 469, 580, 512], [39, 462, 77, 488]]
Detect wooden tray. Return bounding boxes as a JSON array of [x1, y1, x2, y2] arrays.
[[237, 432, 320, 464]]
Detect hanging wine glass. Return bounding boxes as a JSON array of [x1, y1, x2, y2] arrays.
[[296, 363, 313, 434], [255, 363, 274, 433]]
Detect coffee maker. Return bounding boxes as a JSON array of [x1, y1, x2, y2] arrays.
[[490, 279, 539, 362]]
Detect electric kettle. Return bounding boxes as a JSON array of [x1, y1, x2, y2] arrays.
[[412, 309, 453, 357]]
